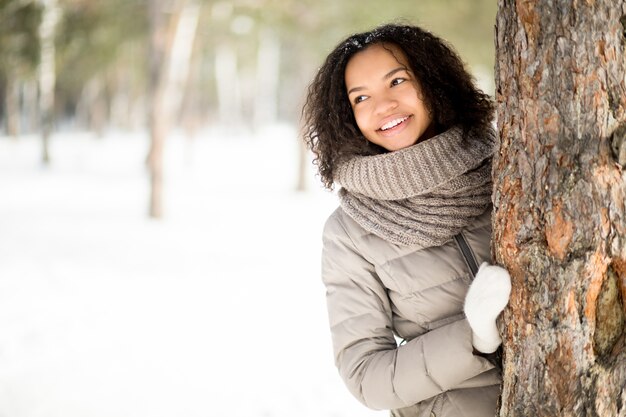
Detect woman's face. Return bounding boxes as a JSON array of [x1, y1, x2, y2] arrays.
[[344, 43, 435, 151]]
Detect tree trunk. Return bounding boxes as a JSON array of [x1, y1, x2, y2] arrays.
[[23, 78, 39, 134], [163, 1, 199, 124], [493, 1, 626, 416], [214, 41, 242, 127], [253, 28, 280, 131], [294, 48, 317, 193], [295, 133, 308, 192], [77, 76, 107, 136], [38, 0, 59, 164], [147, 0, 198, 219], [148, 0, 169, 218], [5, 74, 20, 138]]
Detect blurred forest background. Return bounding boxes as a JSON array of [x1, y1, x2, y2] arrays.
[[1, 0, 497, 217], [0, 0, 497, 132], [0, 2, 498, 416]]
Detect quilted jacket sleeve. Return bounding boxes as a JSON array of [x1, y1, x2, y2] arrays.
[[321, 212, 495, 410]]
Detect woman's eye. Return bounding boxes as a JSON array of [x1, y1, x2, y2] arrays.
[[354, 95, 368, 104], [391, 78, 406, 87]]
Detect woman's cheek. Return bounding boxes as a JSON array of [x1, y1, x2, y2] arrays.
[[354, 116, 368, 134], [353, 108, 368, 130]]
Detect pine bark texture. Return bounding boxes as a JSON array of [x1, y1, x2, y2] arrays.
[[493, 1, 626, 416]]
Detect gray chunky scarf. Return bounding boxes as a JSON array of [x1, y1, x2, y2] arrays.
[[335, 126, 496, 247]]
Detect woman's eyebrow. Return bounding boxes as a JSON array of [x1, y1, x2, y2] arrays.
[[347, 85, 364, 95], [347, 66, 408, 96], [384, 66, 408, 79]]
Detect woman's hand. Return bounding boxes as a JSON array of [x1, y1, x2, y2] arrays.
[[464, 263, 511, 353]]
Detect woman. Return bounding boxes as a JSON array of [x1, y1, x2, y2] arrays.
[[302, 24, 511, 417]]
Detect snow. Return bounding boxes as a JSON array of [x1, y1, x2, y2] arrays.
[[0, 126, 385, 417]]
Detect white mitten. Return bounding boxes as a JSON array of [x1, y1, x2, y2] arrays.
[[464, 262, 511, 353]]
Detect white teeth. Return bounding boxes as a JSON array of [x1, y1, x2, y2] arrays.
[[381, 116, 408, 131]]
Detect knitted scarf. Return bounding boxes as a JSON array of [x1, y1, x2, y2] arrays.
[[335, 126, 495, 247]]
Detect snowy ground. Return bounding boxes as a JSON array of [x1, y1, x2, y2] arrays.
[[0, 126, 385, 417]]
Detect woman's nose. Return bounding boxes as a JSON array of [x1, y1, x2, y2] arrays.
[[374, 95, 398, 115]]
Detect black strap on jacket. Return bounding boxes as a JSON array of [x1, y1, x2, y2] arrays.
[[454, 233, 479, 278]]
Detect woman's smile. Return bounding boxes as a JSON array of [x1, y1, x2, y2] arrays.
[[378, 115, 411, 136]]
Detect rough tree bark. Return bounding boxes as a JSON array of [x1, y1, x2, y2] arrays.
[[493, 1, 626, 416]]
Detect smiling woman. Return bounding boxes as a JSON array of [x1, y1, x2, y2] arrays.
[[301, 24, 511, 417], [344, 43, 435, 151]]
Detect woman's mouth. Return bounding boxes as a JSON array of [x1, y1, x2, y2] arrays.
[[378, 115, 410, 135]]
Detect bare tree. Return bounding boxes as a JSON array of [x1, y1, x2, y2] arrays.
[[147, 0, 199, 218], [493, 1, 626, 416], [0, 0, 41, 138], [38, 0, 59, 163], [253, 27, 280, 130], [5, 75, 20, 137]]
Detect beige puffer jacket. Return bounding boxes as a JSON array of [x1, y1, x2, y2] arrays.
[[321, 206, 502, 417]]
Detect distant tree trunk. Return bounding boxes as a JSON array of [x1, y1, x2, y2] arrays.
[[5, 74, 20, 138], [38, 0, 59, 164], [214, 41, 242, 127], [147, 0, 199, 218], [111, 41, 143, 131], [148, 0, 171, 218], [295, 135, 308, 192], [253, 28, 280, 131], [493, 2, 626, 416], [109, 64, 131, 130], [77, 76, 107, 136], [179, 46, 202, 139], [295, 48, 316, 192], [23, 78, 39, 133], [164, 0, 199, 125]]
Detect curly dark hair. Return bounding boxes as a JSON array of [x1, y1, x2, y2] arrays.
[[301, 23, 494, 190]]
